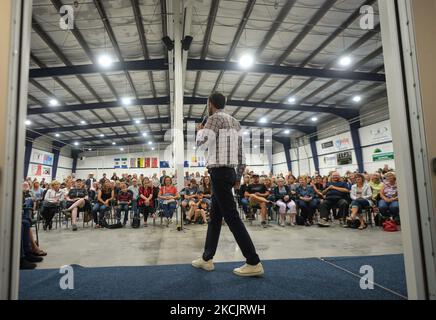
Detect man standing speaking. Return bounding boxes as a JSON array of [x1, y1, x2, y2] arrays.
[[191, 92, 264, 277]]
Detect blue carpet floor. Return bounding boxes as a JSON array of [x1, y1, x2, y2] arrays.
[[19, 255, 406, 300]]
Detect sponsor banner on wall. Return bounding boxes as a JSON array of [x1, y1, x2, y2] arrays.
[[317, 132, 353, 155], [31, 149, 54, 166], [31, 164, 51, 177], [31, 164, 42, 176], [323, 155, 337, 167], [359, 120, 392, 146], [337, 151, 353, 165], [42, 166, 51, 176]]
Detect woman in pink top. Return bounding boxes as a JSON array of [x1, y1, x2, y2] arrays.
[[378, 172, 399, 219]]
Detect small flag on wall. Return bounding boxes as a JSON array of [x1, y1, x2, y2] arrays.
[[121, 158, 128, 169], [114, 158, 120, 169], [160, 161, 169, 168], [130, 158, 137, 168], [151, 157, 158, 168], [145, 158, 151, 168]]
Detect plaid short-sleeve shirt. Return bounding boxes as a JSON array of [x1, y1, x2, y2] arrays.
[[196, 110, 246, 181]]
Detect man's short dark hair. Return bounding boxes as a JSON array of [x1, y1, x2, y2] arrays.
[[208, 92, 226, 109]]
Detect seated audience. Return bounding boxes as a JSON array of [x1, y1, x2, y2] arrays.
[[296, 176, 317, 226], [378, 172, 400, 220], [20, 182, 45, 269], [63, 179, 88, 231], [187, 192, 208, 224], [92, 180, 114, 228], [116, 183, 132, 226], [369, 173, 383, 202], [158, 177, 179, 224], [348, 174, 373, 230], [239, 175, 251, 217], [41, 180, 63, 230], [274, 178, 296, 227], [138, 177, 154, 227], [199, 175, 212, 205], [181, 178, 199, 218], [318, 172, 350, 227], [128, 179, 140, 218], [244, 174, 270, 228]]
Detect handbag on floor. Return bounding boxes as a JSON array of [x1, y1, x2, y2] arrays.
[[131, 216, 140, 228], [383, 219, 398, 232]]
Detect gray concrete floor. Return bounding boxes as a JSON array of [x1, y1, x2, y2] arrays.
[[34, 220, 403, 269]]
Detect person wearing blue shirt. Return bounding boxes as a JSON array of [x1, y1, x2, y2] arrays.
[[295, 176, 318, 226], [318, 172, 351, 227]]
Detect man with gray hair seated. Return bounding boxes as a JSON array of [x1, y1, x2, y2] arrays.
[[318, 172, 351, 227]]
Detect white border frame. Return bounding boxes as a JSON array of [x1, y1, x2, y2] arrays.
[[0, 0, 33, 300], [379, 0, 436, 299]]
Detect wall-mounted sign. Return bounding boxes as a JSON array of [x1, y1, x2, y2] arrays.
[[317, 132, 353, 155], [373, 151, 394, 162], [359, 120, 392, 146], [322, 141, 334, 149], [323, 154, 337, 166], [337, 151, 353, 165]]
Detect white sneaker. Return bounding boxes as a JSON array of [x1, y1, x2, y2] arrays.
[[233, 263, 264, 277], [192, 258, 214, 271]]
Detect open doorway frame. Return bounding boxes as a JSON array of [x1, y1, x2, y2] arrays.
[[0, 0, 435, 300], [379, 0, 436, 300], [0, 0, 33, 300]]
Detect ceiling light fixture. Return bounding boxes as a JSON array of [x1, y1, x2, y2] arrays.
[[49, 99, 59, 106], [287, 97, 296, 104], [352, 95, 362, 103], [25, 120, 31, 126], [339, 55, 352, 67], [98, 55, 113, 68], [239, 54, 254, 69], [259, 117, 267, 124], [121, 97, 132, 106], [311, 117, 318, 122]]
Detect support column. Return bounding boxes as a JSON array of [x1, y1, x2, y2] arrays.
[[350, 122, 364, 173], [71, 149, 80, 176], [172, 0, 185, 230], [51, 141, 65, 181], [23, 140, 33, 180], [281, 140, 292, 173], [309, 136, 319, 174]]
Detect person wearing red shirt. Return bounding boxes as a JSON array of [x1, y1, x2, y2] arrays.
[[158, 176, 179, 226], [138, 177, 154, 227]]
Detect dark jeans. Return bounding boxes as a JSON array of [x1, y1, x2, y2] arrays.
[[40, 205, 58, 225], [319, 197, 349, 220], [241, 198, 249, 214], [296, 199, 318, 221], [378, 200, 399, 218], [203, 167, 260, 266], [92, 203, 109, 224], [351, 199, 370, 213], [21, 219, 31, 258], [139, 205, 154, 221], [117, 203, 130, 223], [159, 201, 177, 218]]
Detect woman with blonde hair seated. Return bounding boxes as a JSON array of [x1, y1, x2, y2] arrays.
[[41, 180, 63, 230]]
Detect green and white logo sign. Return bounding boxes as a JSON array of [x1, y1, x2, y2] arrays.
[[372, 148, 394, 162]]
